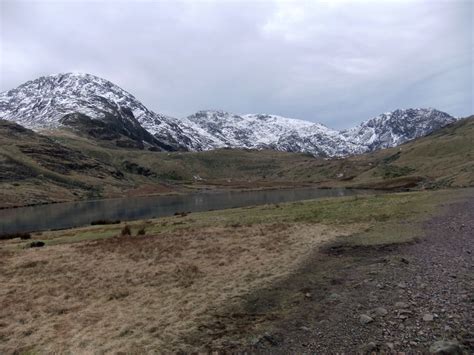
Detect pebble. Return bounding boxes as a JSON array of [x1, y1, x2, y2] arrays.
[[373, 307, 388, 317], [364, 342, 378, 352], [395, 301, 409, 309], [429, 340, 464, 354], [423, 314, 434, 322], [360, 314, 374, 324]]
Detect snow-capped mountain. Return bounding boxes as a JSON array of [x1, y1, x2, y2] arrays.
[[185, 111, 360, 156], [187, 111, 316, 148], [0, 73, 209, 151], [0, 73, 457, 156], [185, 109, 456, 156], [342, 108, 457, 152]]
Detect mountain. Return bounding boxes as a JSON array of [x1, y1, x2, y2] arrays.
[[0, 73, 457, 156], [342, 108, 457, 151], [0, 73, 206, 151], [185, 111, 361, 156], [186, 109, 456, 156]]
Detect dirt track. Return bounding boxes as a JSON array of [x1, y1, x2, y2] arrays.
[[242, 196, 474, 353]]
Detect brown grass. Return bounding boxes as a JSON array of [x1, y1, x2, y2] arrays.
[[0, 222, 355, 353]]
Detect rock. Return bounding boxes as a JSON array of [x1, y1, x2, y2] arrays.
[[261, 333, 280, 346], [360, 314, 374, 324], [386, 342, 394, 350], [373, 307, 388, 317], [423, 314, 434, 322], [363, 341, 378, 352], [429, 340, 463, 354], [397, 282, 407, 289], [395, 301, 409, 309]]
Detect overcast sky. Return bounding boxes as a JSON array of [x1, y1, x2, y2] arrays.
[[0, 0, 472, 128]]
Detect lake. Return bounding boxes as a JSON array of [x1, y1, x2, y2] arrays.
[[0, 187, 377, 234]]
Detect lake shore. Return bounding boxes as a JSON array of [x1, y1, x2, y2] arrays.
[[0, 186, 376, 235]]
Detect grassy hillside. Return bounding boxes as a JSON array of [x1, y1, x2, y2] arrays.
[[1, 117, 473, 207], [347, 116, 474, 188], [52, 116, 474, 188]]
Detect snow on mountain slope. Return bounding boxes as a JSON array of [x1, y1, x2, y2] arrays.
[[186, 111, 314, 148], [0, 73, 457, 156], [185, 111, 360, 156], [185, 109, 455, 156], [342, 108, 457, 152], [0, 73, 208, 150]]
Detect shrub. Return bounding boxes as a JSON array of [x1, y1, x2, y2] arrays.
[[137, 227, 146, 236], [28, 241, 45, 248], [0, 232, 31, 240], [91, 219, 121, 226], [174, 211, 189, 217], [20, 233, 32, 240], [121, 225, 131, 236]]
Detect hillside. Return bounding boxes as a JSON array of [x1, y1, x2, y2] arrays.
[[0, 117, 472, 208], [346, 116, 474, 189]]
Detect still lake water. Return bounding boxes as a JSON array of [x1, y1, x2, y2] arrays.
[[0, 187, 376, 234]]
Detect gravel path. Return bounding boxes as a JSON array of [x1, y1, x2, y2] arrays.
[[249, 195, 473, 353]]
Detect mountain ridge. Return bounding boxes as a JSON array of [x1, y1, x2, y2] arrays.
[[0, 73, 457, 156]]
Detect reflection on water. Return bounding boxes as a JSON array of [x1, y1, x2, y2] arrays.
[[0, 188, 375, 234]]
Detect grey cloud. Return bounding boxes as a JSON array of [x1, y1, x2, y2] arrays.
[[1, 0, 472, 129]]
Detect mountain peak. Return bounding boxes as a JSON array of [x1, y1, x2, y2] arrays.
[[343, 108, 456, 150], [0, 73, 457, 157]]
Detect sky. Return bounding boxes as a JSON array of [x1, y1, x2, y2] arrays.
[[0, 0, 472, 129]]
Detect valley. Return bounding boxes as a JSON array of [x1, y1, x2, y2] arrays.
[[2, 1, 471, 353], [0, 74, 472, 354], [1, 116, 472, 209]]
